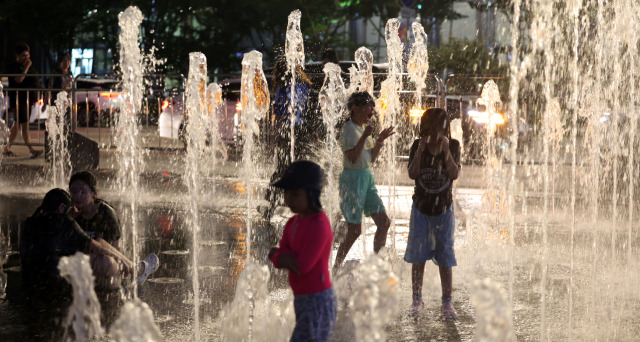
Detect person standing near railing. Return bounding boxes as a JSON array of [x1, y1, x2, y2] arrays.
[[48, 52, 72, 103], [2, 42, 43, 158], [47, 52, 73, 137]]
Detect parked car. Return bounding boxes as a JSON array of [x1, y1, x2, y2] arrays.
[[73, 78, 125, 127], [158, 78, 243, 146]]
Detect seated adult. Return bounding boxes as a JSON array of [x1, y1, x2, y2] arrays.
[[20, 189, 141, 305], [69, 171, 121, 248], [68, 171, 158, 287]]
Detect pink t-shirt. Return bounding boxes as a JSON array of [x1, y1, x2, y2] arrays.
[[269, 211, 333, 295]]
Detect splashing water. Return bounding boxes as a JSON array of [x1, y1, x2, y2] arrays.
[[407, 22, 429, 109], [110, 300, 163, 342], [335, 253, 400, 342], [184, 51, 208, 341], [348, 47, 374, 95], [471, 278, 514, 342], [58, 252, 105, 342], [240, 51, 270, 259], [285, 9, 304, 161], [381, 18, 403, 253], [0, 83, 7, 166], [205, 82, 227, 184], [385, 19, 403, 82], [219, 262, 294, 341], [116, 6, 144, 297], [319, 62, 347, 247], [46, 91, 72, 188]]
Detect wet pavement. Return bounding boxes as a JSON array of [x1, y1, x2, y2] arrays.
[[2, 131, 640, 341]]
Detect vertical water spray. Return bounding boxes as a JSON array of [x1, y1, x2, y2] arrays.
[[58, 252, 105, 342], [347, 253, 400, 342], [240, 50, 270, 259], [507, 0, 522, 338], [479, 81, 507, 220], [382, 18, 403, 252], [110, 301, 163, 341], [46, 92, 72, 187], [116, 6, 144, 297], [568, 1, 583, 336], [184, 51, 208, 342], [319, 62, 347, 257], [205, 82, 225, 197], [0, 83, 7, 159], [285, 9, 304, 161], [407, 22, 429, 113], [348, 47, 375, 95], [471, 278, 514, 341]]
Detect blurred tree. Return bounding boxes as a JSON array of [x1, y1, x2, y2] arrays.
[[429, 38, 506, 75], [1, 0, 465, 75]]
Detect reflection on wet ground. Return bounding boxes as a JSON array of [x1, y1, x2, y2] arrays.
[[2, 180, 640, 341]]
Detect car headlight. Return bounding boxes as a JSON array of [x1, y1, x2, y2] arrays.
[[468, 110, 504, 125]]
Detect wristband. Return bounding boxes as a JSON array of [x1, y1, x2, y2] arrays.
[[375, 140, 384, 147]]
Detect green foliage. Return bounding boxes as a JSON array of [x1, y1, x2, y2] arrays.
[[1, 0, 466, 75], [428, 38, 507, 75]]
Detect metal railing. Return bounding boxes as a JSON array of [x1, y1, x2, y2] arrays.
[[1, 71, 455, 150]]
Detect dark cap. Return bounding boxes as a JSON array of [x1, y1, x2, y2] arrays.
[[347, 91, 374, 108], [272, 160, 325, 191]]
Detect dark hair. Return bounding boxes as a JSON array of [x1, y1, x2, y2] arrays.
[[347, 91, 374, 108], [39, 188, 72, 214], [347, 91, 374, 117], [15, 42, 30, 55], [57, 52, 71, 63], [420, 108, 451, 139], [321, 48, 339, 65], [69, 171, 98, 192]]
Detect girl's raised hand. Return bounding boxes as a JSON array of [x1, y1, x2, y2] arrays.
[[379, 126, 395, 141]]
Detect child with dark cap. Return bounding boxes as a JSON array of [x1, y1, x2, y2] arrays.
[[268, 160, 337, 342]]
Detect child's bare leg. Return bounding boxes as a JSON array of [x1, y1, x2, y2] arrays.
[[370, 211, 391, 253], [412, 263, 426, 302], [333, 222, 361, 269], [439, 266, 453, 298]]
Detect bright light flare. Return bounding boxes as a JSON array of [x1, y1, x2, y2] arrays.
[[161, 100, 170, 110], [468, 110, 505, 125], [99, 92, 123, 99], [409, 108, 425, 118]]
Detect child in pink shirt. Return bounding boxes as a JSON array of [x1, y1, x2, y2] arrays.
[[268, 160, 337, 342]]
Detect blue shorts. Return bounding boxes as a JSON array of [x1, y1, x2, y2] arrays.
[[339, 168, 386, 224], [291, 287, 338, 342], [403, 204, 457, 267]]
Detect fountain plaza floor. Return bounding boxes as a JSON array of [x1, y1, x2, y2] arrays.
[[1, 128, 640, 341]]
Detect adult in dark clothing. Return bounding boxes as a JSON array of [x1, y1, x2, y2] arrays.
[[20, 188, 137, 339], [48, 52, 73, 105], [20, 189, 136, 306], [263, 56, 322, 224], [68, 170, 159, 287], [69, 171, 121, 247], [2, 43, 43, 158]]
